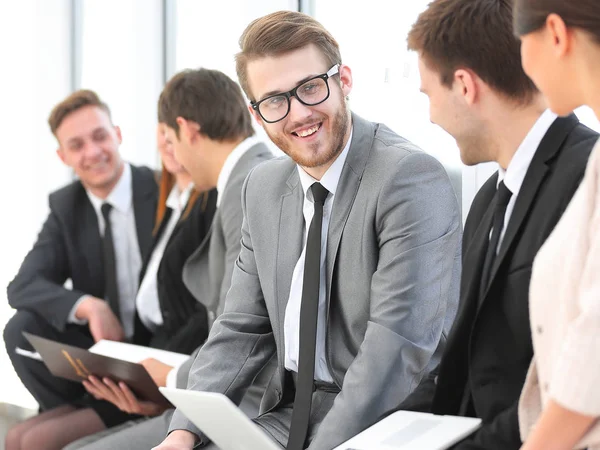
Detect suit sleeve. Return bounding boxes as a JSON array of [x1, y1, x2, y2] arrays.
[[309, 152, 462, 450], [7, 201, 88, 331], [452, 403, 521, 449], [391, 366, 438, 414], [168, 169, 277, 438]]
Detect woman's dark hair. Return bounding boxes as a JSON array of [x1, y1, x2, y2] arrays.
[[514, 0, 600, 43]]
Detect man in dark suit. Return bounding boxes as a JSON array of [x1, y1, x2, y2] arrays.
[[389, 1, 599, 448], [3, 90, 158, 421]]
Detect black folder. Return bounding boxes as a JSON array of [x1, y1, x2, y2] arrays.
[[23, 332, 169, 405]]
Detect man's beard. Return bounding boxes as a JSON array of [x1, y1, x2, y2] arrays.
[[266, 99, 350, 169]]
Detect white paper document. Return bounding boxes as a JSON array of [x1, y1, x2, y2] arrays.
[[16, 340, 188, 367], [15, 346, 43, 361], [88, 340, 188, 367], [332, 410, 481, 450]]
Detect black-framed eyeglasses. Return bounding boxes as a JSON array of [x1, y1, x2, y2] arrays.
[[251, 64, 340, 124]]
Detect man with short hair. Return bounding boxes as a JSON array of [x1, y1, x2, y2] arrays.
[[389, 1, 598, 448], [3, 89, 158, 441], [61, 68, 274, 450], [156, 10, 461, 450]]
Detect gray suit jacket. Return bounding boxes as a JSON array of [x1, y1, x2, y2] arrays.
[[170, 114, 461, 449], [174, 143, 273, 381]]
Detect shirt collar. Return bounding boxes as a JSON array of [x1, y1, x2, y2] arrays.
[[216, 135, 261, 207], [166, 182, 195, 212], [498, 109, 557, 197], [87, 163, 132, 214], [298, 128, 353, 200]]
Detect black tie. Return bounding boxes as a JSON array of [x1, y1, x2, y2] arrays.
[[480, 181, 512, 298], [101, 203, 121, 321], [287, 183, 329, 450]]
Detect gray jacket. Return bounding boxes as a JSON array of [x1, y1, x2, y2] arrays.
[[171, 114, 461, 450]]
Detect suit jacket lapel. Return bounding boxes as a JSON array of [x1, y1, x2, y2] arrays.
[[456, 188, 496, 327], [131, 166, 157, 263], [275, 168, 304, 343], [138, 207, 173, 285], [479, 114, 579, 304], [325, 114, 374, 303]]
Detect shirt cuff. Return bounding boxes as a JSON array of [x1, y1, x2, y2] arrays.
[[68, 296, 90, 325], [166, 366, 179, 388]]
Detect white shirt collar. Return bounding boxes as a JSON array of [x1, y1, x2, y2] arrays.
[[498, 109, 557, 196], [216, 135, 261, 207], [86, 163, 132, 214], [297, 128, 353, 199], [166, 182, 194, 212]]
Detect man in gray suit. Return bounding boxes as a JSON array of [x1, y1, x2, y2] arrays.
[[155, 10, 461, 450], [63, 68, 273, 450]]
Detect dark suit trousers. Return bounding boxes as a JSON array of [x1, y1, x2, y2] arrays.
[[4, 309, 94, 410], [4, 309, 140, 427]]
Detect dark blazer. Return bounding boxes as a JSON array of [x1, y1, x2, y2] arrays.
[[396, 115, 598, 449], [7, 164, 158, 332], [147, 188, 218, 354]]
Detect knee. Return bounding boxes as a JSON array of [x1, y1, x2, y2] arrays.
[[3, 310, 44, 351], [5, 422, 25, 450]]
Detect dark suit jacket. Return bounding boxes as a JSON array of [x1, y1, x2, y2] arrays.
[[146, 188, 218, 354], [396, 115, 598, 449], [7, 164, 158, 333]]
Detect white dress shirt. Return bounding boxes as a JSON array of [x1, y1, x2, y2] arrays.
[[136, 183, 194, 332], [69, 163, 143, 339], [284, 130, 353, 383], [494, 109, 558, 252]]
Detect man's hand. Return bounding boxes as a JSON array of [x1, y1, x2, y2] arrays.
[[83, 375, 167, 416], [76, 296, 125, 342], [141, 358, 173, 387], [151, 430, 198, 450]]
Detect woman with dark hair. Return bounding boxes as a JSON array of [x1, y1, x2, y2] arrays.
[[514, 1, 600, 449]]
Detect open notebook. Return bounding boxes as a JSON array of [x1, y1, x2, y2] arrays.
[[160, 387, 481, 450]]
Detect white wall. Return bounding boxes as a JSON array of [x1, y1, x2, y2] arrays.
[[80, 0, 164, 169], [0, 0, 72, 409]]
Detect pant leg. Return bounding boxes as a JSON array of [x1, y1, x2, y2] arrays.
[[254, 390, 337, 449], [3, 310, 94, 410], [63, 409, 175, 450]]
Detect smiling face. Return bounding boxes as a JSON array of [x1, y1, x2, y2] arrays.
[[519, 17, 581, 116], [247, 45, 352, 176], [55, 105, 124, 197], [418, 56, 489, 166]]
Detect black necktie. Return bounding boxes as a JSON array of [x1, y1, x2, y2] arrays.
[[480, 181, 512, 298], [287, 183, 329, 450], [101, 203, 121, 321]]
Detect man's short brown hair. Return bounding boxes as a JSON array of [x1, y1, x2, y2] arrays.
[[235, 10, 342, 100], [158, 68, 254, 141], [408, 0, 537, 102], [48, 89, 111, 136]]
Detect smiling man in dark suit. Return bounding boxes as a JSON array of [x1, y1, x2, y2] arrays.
[[3, 89, 158, 444], [389, 1, 599, 449]]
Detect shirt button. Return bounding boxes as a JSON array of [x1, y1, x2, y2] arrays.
[[544, 382, 549, 392], [537, 326, 543, 334]]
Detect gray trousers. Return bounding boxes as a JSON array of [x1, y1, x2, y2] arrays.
[[64, 389, 338, 450]]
